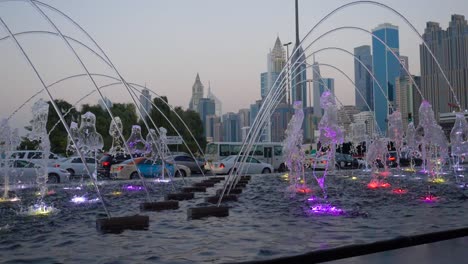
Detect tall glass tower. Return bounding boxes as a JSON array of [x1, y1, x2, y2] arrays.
[[372, 23, 400, 133], [354, 45, 373, 111]]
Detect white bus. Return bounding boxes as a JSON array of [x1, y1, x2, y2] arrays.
[[204, 142, 286, 172]]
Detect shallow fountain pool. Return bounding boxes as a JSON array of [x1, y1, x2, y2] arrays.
[[1, 170, 467, 263]]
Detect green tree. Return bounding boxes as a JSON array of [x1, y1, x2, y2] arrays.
[[47, 100, 79, 155]]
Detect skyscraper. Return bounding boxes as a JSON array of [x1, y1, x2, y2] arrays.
[[354, 45, 373, 111], [372, 23, 400, 132], [312, 61, 322, 120], [189, 73, 204, 112], [420, 15, 468, 118], [222, 112, 240, 142], [198, 98, 215, 137], [139, 88, 152, 120], [207, 83, 222, 116], [206, 115, 222, 142], [260, 37, 286, 100]]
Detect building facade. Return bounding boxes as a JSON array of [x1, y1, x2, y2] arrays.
[[372, 23, 400, 132], [420, 15, 468, 119], [139, 89, 152, 120], [354, 45, 373, 111], [338, 105, 360, 138], [353, 111, 376, 136], [198, 98, 216, 137], [222, 112, 240, 142], [206, 115, 222, 142]]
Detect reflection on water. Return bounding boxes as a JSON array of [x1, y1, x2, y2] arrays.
[[0, 171, 467, 263]]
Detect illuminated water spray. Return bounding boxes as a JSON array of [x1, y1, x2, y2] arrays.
[[316, 90, 343, 198], [109, 117, 124, 155], [0, 119, 21, 202], [415, 101, 448, 179], [28, 99, 50, 199], [450, 113, 468, 175], [283, 101, 306, 192]]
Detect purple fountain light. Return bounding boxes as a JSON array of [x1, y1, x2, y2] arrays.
[[308, 204, 344, 216], [123, 185, 145, 191]]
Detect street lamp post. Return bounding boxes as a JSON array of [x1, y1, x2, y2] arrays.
[[283, 42, 292, 107], [306, 79, 313, 109]]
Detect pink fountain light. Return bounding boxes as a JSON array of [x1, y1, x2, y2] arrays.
[[367, 180, 391, 189], [422, 194, 438, 203], [392, 188, 408, 194]]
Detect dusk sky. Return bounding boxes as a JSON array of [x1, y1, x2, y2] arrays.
[[1, 0, 467, 130]]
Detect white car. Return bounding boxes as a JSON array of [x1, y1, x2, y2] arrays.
[[52, 156, 97, 177], [305, 155, 329, 170], [2, 160, 70, 184], [208, 155, 273, 175]]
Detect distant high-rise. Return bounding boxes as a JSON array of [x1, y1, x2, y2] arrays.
[[207, 83, 222, 116], [139, 89, 152, 120], [372, 23, 400, 132], [312, 61, 322, 119], [420, 15, 468, 118], [260, 37, 286, 100], [98, 96, 113, 111], [396, 75, 419, 131], [198, 98, 215, 137], [238, 108, 250, 129], [222, 112, 240, 142], [206, 115, 222, 142], [354, 45, 373, 111], [271, 103, 291, 142], [189, 73, 204, 112]]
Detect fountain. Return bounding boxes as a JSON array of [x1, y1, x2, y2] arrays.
[[109, 117, 125, 156], [415, 101, 449, 180], [450, 113, 468, 175], [283, 101, 307, 193], [366, 137, 391, 188], [315, 90, 344, 196], [0, 119, 21, 203], [126, 125, 148, 157]]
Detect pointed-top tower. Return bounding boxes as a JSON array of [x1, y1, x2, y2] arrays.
[[268, 37, 286, 73], [189, 73, 204, 112]]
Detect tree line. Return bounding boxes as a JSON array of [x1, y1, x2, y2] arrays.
[[20, 97, 206, 156]]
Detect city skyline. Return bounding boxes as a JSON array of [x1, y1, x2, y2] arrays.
[[1, 0, 468, 131]]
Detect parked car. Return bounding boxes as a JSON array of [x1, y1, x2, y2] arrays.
[[168, 154, 205, 174], [207, 155, 273, 175], [387, 151, 423, 167], [305, 154, 329, 170], [97, 153, 131, 178], [2, 159, 70, 184], [110, 157, 175, 180], [172, 162, 191, 177], [52, 157, 97, 178], [335, 153, 360, 169]]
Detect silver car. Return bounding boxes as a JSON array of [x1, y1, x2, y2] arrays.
[[169, 155, 205, 174], [3, 160, 70, 184]]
